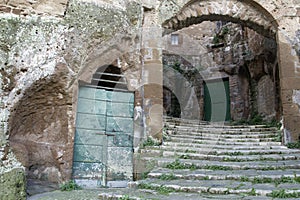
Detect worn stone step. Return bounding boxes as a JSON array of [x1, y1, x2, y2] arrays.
[[171, 130, 280, 138], [99, 189, 266, 200], [144, 145, 299, 155], [140, 148, 300, 161], [162, 141, 287, 150], [165, 120, 273, 128], [169, 134, 278, 142], [170, 125, 278, 132], [168, 137, 282, 146], [164, 117, 204, 122], [142, 157, 300, 170], [147, 168, 300, 182], [171, 127, 279, 135], [143, 150, 300, 162], [132, 179, 300, 197]]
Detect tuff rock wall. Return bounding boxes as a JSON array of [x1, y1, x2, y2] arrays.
[[0, 0, 143, 198]]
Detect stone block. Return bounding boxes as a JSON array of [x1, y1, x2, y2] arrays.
[[281, 78, 300, 90], [281, 89, 293, 104], [144, 84, 163, 99], [143, 63, 163, 85], [284, 115, 300, 141], [282, 103, 300, 115]]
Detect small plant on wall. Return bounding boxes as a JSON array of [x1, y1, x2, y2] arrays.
[[142, 136, 161, 147], [59, 180, 81, 191]]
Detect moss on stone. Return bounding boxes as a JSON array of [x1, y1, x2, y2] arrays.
[[0, 168, 26, 200], [65, 1, 126, 41], [64, 1, 141, 42]]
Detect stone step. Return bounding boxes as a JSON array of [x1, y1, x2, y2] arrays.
[[144, 145, 299, 155], [162, 141, 287, 150], [167, 124, 277, 131], [142, 157, 300, 170], [164, 117, 207, 123], [168, 137, 282, 146], [169, 134, 278, 142], [169, 127, 279, 134], [140, 149, 300, 162], [170, 130, 280, 138], [147, 168, 300, 182], [99, 189, 264, 200], [132, 179, 300, 197]]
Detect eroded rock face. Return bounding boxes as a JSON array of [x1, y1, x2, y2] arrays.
[[9, 63, 71, 183], [0, 0, 68, 16], [0, 168, 26, 200], [163, 22, 279, 121], [0, 0, 143, 187]]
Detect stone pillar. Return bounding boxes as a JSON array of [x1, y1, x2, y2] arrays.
[[277, 27, 300, 143], [141, 8, 163, 141]]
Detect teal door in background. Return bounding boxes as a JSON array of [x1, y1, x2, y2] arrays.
[[72, 86, 134, 188], [204, 78, 231, 122]]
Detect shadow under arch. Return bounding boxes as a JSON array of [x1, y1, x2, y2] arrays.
[[163, 86, 181, 118]]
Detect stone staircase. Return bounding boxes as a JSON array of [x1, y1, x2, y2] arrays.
[[99, 117, 300, 200]]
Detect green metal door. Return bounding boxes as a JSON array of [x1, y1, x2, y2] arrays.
[[72, 86, 134, 188], [204, 78, 230, 122]]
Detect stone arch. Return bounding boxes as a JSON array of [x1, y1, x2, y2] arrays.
[[9, 63, 72, 183], [162, 0, 278, 38], [161, 0, 282, 123], [91, 64, 129, 91], [75, 33, 141, 92]]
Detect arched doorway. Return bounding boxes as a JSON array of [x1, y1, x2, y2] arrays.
[[161, 0, 281, 124], [72, 65, 135, 188]]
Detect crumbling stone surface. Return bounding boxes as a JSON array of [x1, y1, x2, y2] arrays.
[[0, 0, 68, 16], [163, 22, 279, 121], [0, 145, 25, 199], [0, 0, 143, 196], [9, 63, 71, 183], [0, 167, 26, 200], [0, 15, 68, 197]]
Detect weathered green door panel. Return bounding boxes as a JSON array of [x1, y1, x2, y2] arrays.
[[106, 133, 133, 147], [106, 117, 133, 133], [73, 145, 104, 163], [76, 113, 106, 130], [204, 79, 230, 122], [106, 91, 134, 103], [78, 87, 107, 100], [74, 130, 106, 145], [72, 162, 105, 179], [73, 87, 108, 186], [77, 98, 106, 115], [73, 86, 134, 188], [106, 90, 134, 185], [106, 102, 134, 117], [106, 147, 133, 181]]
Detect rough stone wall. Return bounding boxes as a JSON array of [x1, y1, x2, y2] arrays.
[[0, 15, 69, 198], [0, 0, 68, 16], [0, 1, 143, 194], [161, 0, 300, 141], [257, 76, 276, 118], [163, 21, 279, 122]]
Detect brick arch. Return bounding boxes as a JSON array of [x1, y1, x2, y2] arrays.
[[162, 0, 278, 38]]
